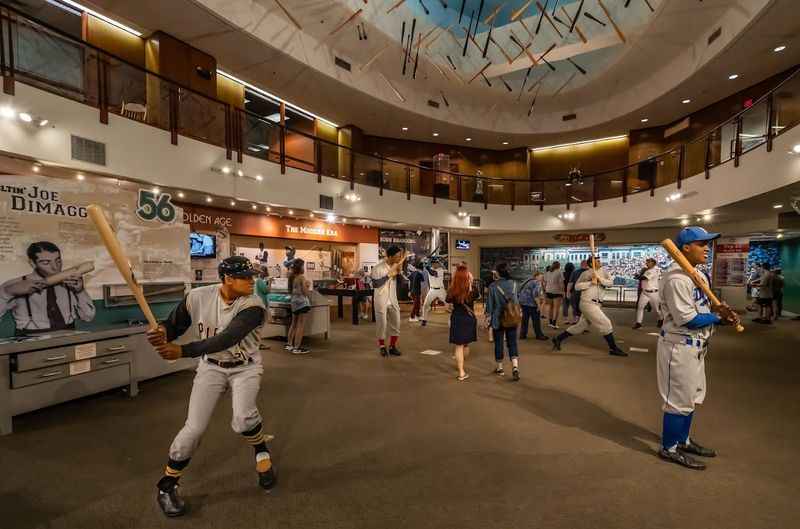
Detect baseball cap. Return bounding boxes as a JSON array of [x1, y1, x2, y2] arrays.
[[218, 256, 258, 279], [674, 226, 720, 248]]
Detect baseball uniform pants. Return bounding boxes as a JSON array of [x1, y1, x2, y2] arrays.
[[636, 290, 662, 323], [567, 301, 613, 336], [656, 336, 707, 415], [422, 288, 447, 320], [376, 304, 401, 340], [168, 359, 264, 461]]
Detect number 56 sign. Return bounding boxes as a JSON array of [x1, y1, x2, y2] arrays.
[[136, 189, 177, 223]]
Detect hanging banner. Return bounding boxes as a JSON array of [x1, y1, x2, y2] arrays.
[[713, 237, 750, 287]]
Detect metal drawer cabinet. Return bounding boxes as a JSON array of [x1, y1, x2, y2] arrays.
[[14, 337, 132, 372], [90, 352, 131, 371], [11, 365, 70, 388]]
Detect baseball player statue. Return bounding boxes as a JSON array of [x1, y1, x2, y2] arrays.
[[551, 256, 628, 356], [657, 227, 740, 470], [633, 258, 662, 329], [371, 246, 404, 357], [146, 256, 276, 517], [420, 259, 446, 327]]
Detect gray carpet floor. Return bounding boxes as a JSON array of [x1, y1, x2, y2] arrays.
[[1, 307, 798, 529]]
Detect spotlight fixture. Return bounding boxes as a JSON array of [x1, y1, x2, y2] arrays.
[[793, 144, 800, 154], [18, 112, 32, 123], [326, 213, 336, 222], [288, 209, 294, 215], [682, 99, 691, 104], [266, 206, 271, 212], [502, 141, 509, 145], [32, 163, 41, 173], [773, 45, 786, 52], [206, 196, 213, 203], [402, 127, 408, 131], [665, 192, 682, 203], [773, 204, 783, 209], [39, 119, 49, 127], [702, 213, 712, 221], [76, 173, 85, 181], [256, 174, 263, 181], [221, 166, 231, 174], [0, 106, 15, 119], [680, 218, 690, 226], [457, 211, 468, 218], [344, 192, 361, 202], [177, 191, 185, 198], [641, 118, 649, 123], [777, 233, 784, 239], [433, 132, 439, 137], [728, 74, 739, 80], [465, 137, 472, 141], [251, 204, 257, 210], [237, 169, 244, 177], [230, 200, 236, 206], [557, 212, 576, 220], [152, 187, 160, 194], [310, 213, 314, 218]]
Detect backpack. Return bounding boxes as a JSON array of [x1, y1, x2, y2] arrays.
[[497, 282, 522, 327]]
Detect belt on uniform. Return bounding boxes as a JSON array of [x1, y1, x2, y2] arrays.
[[588, 299, 601, 304], [660, 330, 706, 348], [644, 289, 658, 293], [205, 356, 252, 369], [430, 287, 442, 290]]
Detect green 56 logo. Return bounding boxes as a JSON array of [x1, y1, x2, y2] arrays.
[[136, 189, 176, 223]]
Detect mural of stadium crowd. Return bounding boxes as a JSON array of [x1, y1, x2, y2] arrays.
[[480, 244, 715, 304], [746, 241, 781, 278]]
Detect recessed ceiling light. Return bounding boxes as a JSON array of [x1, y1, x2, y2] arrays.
[[777, 233, 784, 239], [288, 209, 294, 215], [256, 174, 263, 181], [728, 74, 739, 80], [76, 173, 85, 180], [680, 219, 690, 226], [433, 132, 439, 137], [19, 112, 32, 123], [465, 137, 472, 141], [237, 169, 244, 177], [38, 119, 49, 127], [682, 99, 691, 104], [230, 200, 236, 206], [327, 213, 336, 222], [310, 213, 314, 218], [152, 187, 160, 194], [251, 204, 257, 209], [177, 192, 185, 198], [502, 141, 509, 145], [402, 127, 408, 131], [221, 166, 231, 174], [793, 144, 800, 154], [266, 206, 271, 211], [703, 213, 712, 221], [206, 196, 212, 203], [773, 204, 783, 209], [774, 45, 786, 52], [0, 106, 15, 119], [641, 118, 649, 123]]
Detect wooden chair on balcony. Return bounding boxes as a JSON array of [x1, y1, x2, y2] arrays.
[[121, 101, 147, 122]]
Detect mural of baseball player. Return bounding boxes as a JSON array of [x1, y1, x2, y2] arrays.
[[146, 256, 275, 517], [0, 241, 95, 335], [550, 256, 628, 357], [633, 257, 663, 329], [420, 259, 446, 326], [656, 227, 740, 470], [371, 245, 404, 357]]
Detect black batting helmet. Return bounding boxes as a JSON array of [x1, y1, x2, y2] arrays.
[[218, 256, 258, 280]]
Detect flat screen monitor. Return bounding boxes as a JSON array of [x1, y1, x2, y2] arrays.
[[190, 232, 216, 258], [455, 239, 471, 250]]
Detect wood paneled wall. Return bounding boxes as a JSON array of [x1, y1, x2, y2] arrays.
[[529, 136, 630, 181]]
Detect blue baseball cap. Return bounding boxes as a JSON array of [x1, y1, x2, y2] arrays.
[[675, 226, 720, 248]]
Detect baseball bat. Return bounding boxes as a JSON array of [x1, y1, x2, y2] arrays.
[[44, 261, 95, 286], [87, 205, 158, 331], [660, 238, 744, 332]]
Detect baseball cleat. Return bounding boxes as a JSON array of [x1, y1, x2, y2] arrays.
[[551, 337, 562, 351], [678, 439, 717, 458], [658, 448, 706, 470], [536, 335, 549, 341], [157, 484, 186, 517], [380, 346, 388, 357], [388, 346, 402, 356], [632, 322, 643, 330], [609, 347, 629, 357]]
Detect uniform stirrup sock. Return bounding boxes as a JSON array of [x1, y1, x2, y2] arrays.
[[242, 423, 268, 455], [256, 451, 272, 473], [159, 458, 190, 491], [556, 331, 571, 342], [662, 412, 685, 452], [390, 336, 398, 347], [603, 333, 619, 350], [683, 412, 694, 445], [378, 339, 385, 347]]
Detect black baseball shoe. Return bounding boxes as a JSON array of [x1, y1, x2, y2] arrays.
[[551, 336, 562, 351], [420, 320, 427, 327], [157, 484, 186, 517], [658, 448, 706, 470], [632, 322, 643, 330], [678, 439, 717, 458], [512, 367, 520, 381], [388, 346, 402, 356], [536, 335, 549, 341], [380, 347, 388, 357], [258, 466, 277, 491], [609, 347, 629, 357]]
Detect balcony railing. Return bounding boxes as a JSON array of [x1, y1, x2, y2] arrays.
[[1, 5, 799, 209]]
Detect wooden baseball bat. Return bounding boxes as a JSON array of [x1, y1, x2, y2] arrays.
[[661, 238, 744, 332], [87, 205, 158, 331], [589, 234, 597, 271], [44, 261, 94, 286]]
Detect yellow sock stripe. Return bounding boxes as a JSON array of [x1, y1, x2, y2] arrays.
[[164, 466, 183, 477], [246, 434, 266, 445]]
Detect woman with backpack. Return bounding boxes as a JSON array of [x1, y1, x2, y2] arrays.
[[446, 264, 478, 381], [485, 262, 522, 381]]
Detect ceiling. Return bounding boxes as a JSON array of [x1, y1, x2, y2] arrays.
[[75, 0, 800, 149]]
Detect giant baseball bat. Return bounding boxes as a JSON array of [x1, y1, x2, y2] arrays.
[[661, 238, 744, 332], [588, 234, 597, 271], [44, 261, 95, 286], [87, 205, 158, 331]]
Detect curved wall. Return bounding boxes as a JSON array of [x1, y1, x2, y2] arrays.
[[1, 82, 799, 233]]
